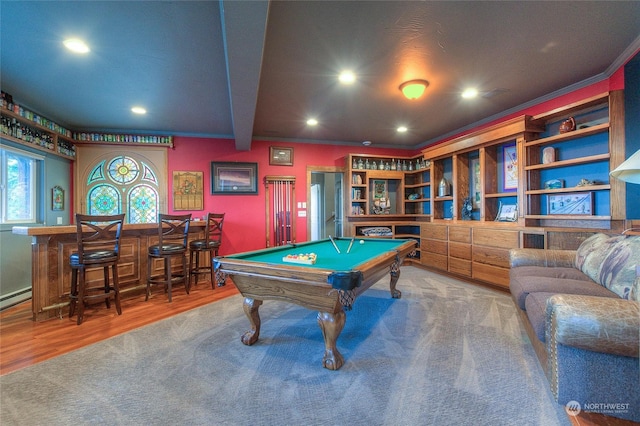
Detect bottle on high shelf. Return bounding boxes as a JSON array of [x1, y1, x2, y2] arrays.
[[391, 159, 397, 170]]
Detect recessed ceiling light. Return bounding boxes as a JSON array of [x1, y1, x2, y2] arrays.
[[462, 88, 479, 99], [338, 71, 356, 85], [63, 38, 90, 54], [306, 118, 318, 126], [131, 107, 147, 115], [397, 126, 408, 133]]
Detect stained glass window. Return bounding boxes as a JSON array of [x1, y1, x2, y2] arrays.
[[108, 156, 139, 184], [129, 185, 158, 223], [88, 185, 120, 215], [85, 155, 159, 223]]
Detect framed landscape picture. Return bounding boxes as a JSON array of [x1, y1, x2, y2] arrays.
[[548, 192, 593, 215], [211, 162, 258, 194]]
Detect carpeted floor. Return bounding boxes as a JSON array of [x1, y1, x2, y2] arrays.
[[0, 267, 569, 425]]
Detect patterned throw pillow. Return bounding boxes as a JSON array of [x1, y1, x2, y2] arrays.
[[575, 233, 640, 300]]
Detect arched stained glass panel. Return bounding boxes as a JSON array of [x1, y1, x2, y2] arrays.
[[108, 156, 139, 184], [88, 161, 106, 184], [128, 184, 158, 223], [141, 163, 157, 184], [88, 185, 120, 215]]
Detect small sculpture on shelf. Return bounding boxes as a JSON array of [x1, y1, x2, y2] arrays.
[[461, 197, 473, 220], [372, 197, 391, 215], [559, 116, 576, 134]]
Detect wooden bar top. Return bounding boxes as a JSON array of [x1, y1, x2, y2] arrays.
[[12, 220, 205, 236]]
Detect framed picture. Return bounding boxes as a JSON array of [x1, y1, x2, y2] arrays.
[[172, 171, 203, 210], [495, 203, 517, 222], [211, 162, 258, 194], [372, 179, 387, 199], [52, 186, 64, 211], [269, 146, 293, 166], [503, 144, 518, 191], [548, 192, 593, 215]]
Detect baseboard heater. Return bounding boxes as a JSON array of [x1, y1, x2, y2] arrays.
[[0, 288, 31, 311]]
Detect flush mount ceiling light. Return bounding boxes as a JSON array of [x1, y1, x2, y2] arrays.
[[131, 106, 147, 115], [339, 71, 356, 85], [63, 38, 90, 54], [399, 79, 429, 100], [306, 118, 318, 126], [362, 140, 372, 146], [397, 126, 408, 133], [462, 88, 479, 99]]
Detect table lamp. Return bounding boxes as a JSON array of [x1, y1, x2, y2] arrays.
[[610, 149, 640, 183]]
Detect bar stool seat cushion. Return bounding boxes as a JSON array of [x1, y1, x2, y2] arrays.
[[189, 239, 221, 250], [149, 244, 186, 256], [70, 250, 118, 266]]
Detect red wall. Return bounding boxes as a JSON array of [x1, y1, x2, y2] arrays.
[[168, 57, 634, 255], [168, 138, 413, 254]]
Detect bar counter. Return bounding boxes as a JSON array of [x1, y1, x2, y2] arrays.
[[12, 221, 205, 321]]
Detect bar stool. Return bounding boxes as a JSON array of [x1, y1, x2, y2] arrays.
[[146, 213, 192, 302], [189, 213, 225, 288], [69, 213, 125, 325]]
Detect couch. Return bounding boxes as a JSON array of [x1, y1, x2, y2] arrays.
[[509, 233, 640, 422]]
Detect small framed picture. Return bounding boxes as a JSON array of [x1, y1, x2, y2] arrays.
[[269, 146, 294, 166], [52, 186, 64, 211], [495, 203, 518, 222], [503, 144, 518, 191], [548, 192, 593, 215]]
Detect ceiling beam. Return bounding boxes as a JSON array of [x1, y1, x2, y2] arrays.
[[220, 0, 270, 151]]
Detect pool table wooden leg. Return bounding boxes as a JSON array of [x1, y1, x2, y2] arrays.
[[389, 256, 402, 299], [241, 297, 263, 346], [317, 310, 346, 370]]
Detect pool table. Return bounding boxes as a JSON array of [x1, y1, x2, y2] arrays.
[[214, 237, 417, 370]]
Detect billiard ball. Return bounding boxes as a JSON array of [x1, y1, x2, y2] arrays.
[[359, 240, 365, 245]]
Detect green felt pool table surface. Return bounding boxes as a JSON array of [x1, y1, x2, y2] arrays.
[[224, 237, 412, 271]]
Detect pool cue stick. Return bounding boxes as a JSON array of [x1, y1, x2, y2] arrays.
[[346, 236, 355, 253], [329, 235, 341, 253]]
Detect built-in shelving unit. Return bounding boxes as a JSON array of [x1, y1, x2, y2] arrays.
[[523, 92, 621, 227]]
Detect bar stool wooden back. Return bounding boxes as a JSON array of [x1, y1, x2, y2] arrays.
[[189, 212, 225, 288], [69, 213, 125, 325], [146, 213, 192, 302]]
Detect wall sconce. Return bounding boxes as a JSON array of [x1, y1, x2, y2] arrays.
[[399, 79, 429, 100], [610, 149, 640, 184]]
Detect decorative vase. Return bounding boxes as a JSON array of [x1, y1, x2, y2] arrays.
[[542, 146, 556, 164], [438, 177, 450, 197], [559, 117, 576, 134]]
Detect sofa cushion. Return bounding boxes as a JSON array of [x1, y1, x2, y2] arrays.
[[509, 267, 616, 310], [575, 233, 640, 300]]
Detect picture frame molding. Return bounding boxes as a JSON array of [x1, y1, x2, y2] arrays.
[[52, 186, 64, 211], [269, 146, 294, 166], [548, 192, 594, 215], [503, 143, 518, 191], [211, 162, 258, 195]]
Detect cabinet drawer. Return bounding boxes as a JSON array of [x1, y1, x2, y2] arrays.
[[422, 253, 448, 271], [421, 224, 448, 240], [472, 245, 511, 268], [449, 242, 471, 260], [421, 239, 447, 255], [473, 228, 519, 249], [448, 226, 471, 243], [449, 257, 471, 277], [472, 262, 510, 289]]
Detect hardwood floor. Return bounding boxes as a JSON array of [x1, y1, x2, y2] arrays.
[[1, 279, 636, 425], [0, 280, 238, 376]]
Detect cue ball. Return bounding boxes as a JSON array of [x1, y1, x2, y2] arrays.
[[359, 240, 365, 244]]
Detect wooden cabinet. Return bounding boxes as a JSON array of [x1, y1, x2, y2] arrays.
[[472, 227, 519, 288], [423, 116, 541, 225], [350, 221, 421, 263], [420, 223, 448, 271], [346, 154, 428, 218], [523, 92, 624, 227], [448, 226, 471, 277]]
